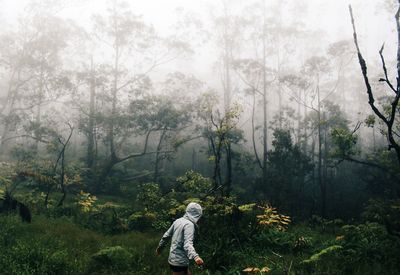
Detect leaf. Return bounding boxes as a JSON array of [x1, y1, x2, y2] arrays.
[[260, 266, 271, 273], [243, 267, 260, 273]]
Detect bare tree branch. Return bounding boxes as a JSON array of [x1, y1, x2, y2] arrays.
[[349, 5, 390, 125], [379, 43, 397, 94]]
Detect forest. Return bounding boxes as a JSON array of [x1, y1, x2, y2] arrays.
[[0, 0, 399, 274]]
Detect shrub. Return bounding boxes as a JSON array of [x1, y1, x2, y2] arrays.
[[91, 246, 132, 271]]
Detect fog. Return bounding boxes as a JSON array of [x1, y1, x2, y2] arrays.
[[0, 0, 399, 273]]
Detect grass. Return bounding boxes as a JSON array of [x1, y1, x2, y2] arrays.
[[0, 214, 171, 274], [0, 210, 399, 274]]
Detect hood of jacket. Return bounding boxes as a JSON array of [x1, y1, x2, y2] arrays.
[[183, 202, 202, 224]]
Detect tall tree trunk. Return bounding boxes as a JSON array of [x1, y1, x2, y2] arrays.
[[102, 4, 120, 180], [57, 126, 73, 207], [209, 130, 223, 195], [302, 90, 308, 153], [0, 70, 21, 156], [110, 42, 118, 161], [322, 111, 329, 217], [34, 66, 44, 153], [310, 136, 317, 216], [252, 90, 262, 169], [154, 128, 167, 183], [277, 55, 282, 128], [86, 56, 96, 169], [108, 1, 119, 168], [57, 149, 66, 207], [296, 90, 301, 144], [225, 142, 232, 196], [222, 1, 233, 197], [316, 76, 326, 218], [191, 148, 197, 171], [372, 126, 376, 152], [262, 0, 268, 190]]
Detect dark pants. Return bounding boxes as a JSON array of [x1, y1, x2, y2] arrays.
[[169, 264, 189, 273]]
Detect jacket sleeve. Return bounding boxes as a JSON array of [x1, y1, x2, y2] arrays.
[[158, 223, 174, 248], [183, 222, 199, 260]]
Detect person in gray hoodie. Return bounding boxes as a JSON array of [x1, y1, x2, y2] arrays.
[[156, 202, 204, 275]]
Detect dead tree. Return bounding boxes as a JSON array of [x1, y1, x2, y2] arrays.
[[349, 3, 400, 166], [55, 123, 74, 207]]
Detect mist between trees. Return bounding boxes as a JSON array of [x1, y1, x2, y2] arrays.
[[0, 0, 399, 274]]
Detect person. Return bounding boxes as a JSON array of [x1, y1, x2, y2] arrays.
[[156, 202, 204, 275]]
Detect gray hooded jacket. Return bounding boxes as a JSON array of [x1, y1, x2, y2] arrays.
[[158, 202, 202, 266]]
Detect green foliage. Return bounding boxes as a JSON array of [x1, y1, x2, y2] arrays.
[[361, 199, 400, 237], [293, 236, 313, 253], [0, 216, 82, 274], [176, 170, 212, 194], [362, 199, 389, 223], [257, 205, 291, 231], [128, 211, 157, 231], [0, 162, 17, 190], [136, 182, 162, 211], [300, 221, 400, 274], [76, 190, 98, 213], [91, 246, 132, 271], [0, 213, 399, 274], [364, 114, 376, 127], [338, 222, 400, 271], [308, 215, 344, 233], [0, 156, 397, 275], [238, 203, 257, 212], [331, 127, 358, 158], [302, 245, 342, 264], [0, 215, 173, 274], [242, 266, 271, 274], [264, 129, 313, 212]]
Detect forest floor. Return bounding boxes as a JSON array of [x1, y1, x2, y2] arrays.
[[1, 212, 394, 275], [1, 193, 400, 274]]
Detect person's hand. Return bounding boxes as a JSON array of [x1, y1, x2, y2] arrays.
[[155, 247, 161, 256], [194, 256, 204, 266]]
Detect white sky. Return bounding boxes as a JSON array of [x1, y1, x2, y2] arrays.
[[0, 0, 395, 73]]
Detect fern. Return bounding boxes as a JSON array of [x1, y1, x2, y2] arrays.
[[302, 245, 343, 264], [243, 266, 271, 274], [19, 171, 56, 186], [257, 205, 291, 231], [76, 191, 98, 213]]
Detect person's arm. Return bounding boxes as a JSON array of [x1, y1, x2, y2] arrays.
[[156, 223, 174, 254], [183, 223, 203, 265]]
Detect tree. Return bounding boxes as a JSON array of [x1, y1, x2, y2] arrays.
[[212, 0, 244, 197], [266, 129, 313, 215], [91, 0, 190, 183], [198, 92, 242, 196], [279, 73, 311, 145], [233, 0, 305, 196], [129, 77, 196, 183], [0, 12, 72, 156], [303, 56, 331, 217], [233, 58, 274, 191], [350, 3, 400, 166]]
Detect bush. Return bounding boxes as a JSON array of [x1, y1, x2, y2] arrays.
[[362, 199, 400, 236], [340, 222, 399, 266], [299, 222, 400, 274], [91, 246, 132, 271], [128, 211, 157, 231]]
